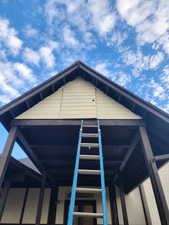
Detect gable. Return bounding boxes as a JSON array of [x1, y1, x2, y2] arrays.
[[16, 78, 141, 119]]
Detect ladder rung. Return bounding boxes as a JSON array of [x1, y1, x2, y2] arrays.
[[78, 169, 100, 175], [76, 187, 102, 193], [81, 143, 99, 148], [82, 133, 98, 138], [74, 212, 103, 218], [80, 155, 100, 160], [83, 124, 98, 128]]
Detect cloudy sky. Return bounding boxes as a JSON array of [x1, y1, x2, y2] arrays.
[[0, 0, 169, 159]]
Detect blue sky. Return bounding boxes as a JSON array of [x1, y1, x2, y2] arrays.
[[0, 0, 169, 159]]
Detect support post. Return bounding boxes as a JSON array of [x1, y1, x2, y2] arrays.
[[139, 126, 169, 225], [20, 185, 29, 224], [36, 174, 46, 225], [0, 180, 10, 221], [139, 185, 152, 225], [109, 186, 119, 225], [48, 187, 58, 225], [0, 126, 17, 188], [119, 188, 129, 225]]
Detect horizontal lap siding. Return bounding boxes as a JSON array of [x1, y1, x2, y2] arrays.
[[60, 79, 96, 118], [0, 188, 25, 224], [16, 78, 141, 119], [96, 89, 140, 119]]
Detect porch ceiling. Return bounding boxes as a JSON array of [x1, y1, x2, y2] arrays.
[[14, 121, 165, 193]]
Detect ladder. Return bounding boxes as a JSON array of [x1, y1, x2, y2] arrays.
[[67, 120, 108, 225]]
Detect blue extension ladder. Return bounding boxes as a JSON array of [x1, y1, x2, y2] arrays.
[[67, 120, 108, 225]]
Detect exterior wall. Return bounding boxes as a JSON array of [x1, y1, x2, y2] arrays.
[[56, 186, 112, 225], [142, 161, 169, 225], [16, 78, 141, 119], [0, 188, 51, 224], [116, 187, 146, 225]]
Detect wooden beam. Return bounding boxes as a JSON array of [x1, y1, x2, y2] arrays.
[[154, 154, 169, 161], [109, 186, 119, 225], [139, 126, 169, 225], [48, 187, 58, 224], [113, 133, 139, 183], [20, 187, 29, 224], [36, 175, 46, 225], [17, 130, 53, 184], [0, 126, 17, 188], [119, 187, 129, 225], [0, 180, 10, 221], [12, 119, 143, 127], [139, 185, 152, 225], [17, 129, 45, 174]]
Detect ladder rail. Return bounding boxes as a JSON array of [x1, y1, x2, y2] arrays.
[[67, 120, 83, 225], [98, 120, 108, 225]]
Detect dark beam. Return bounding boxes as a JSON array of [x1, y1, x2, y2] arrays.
[[154, 154, 169, 161], [119, 188, 129, 225], [0, 180, 10, 221], [48, 187, 58, 224], [109, 186, 119, 225], [36, 175, 46, 225], [12, 119, 143, 127], [139, 185, 152, 225], [20, 187, 29, 224], [17, 130, 45, 174], [139, 126, 169, 225], [113, 133, 139, 183], [0, 126, 17, 188], [17, 130, 53, 184]]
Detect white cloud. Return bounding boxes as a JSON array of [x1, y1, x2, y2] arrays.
[[63, 26, 80, 47], [44, 0, 116, 38], [148, 79, 166, 100], [122, 49, 164, 75], [116, 71, 131, 86], [47, 40, 59, 50], [116, 0, 169, 54], [149, 52, 164, 69], [110, 31, 128, 46], [0, 95, 11, 104], [14, 63, 37, 83], [0, 17, 23, 55], [24, 25, 38, 38], [95, 63, 111, 77], [39, 46, 55, 68], [160, 65, 169, 87], [88, 0, 116, 36], [23, 48, 40, 66]]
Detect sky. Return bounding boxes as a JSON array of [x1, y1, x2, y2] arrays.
[[0, 0, 169, 159]]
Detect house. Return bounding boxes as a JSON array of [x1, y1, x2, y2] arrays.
[[0, 61, 169, 225]]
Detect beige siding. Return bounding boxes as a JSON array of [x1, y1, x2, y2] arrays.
[[126, 187, 146, 225], [116, 187, 124, 225], [142, 161, 169, 225], [40, 188, 51, 224], [1, 188, 25, 224], [22, 188, 40, 224], [116, 187, 146, 225], [17, 78, 141, 119]]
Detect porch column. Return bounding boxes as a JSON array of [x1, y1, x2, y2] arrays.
[[139, 126, 169, 225], [139, 185, 152, 225], [119, 188, 129, 225], [0, 126, 17, 188], [0, 180, 10, 221], [109, 186, 119, 225], [36, 174, 46, 225]]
